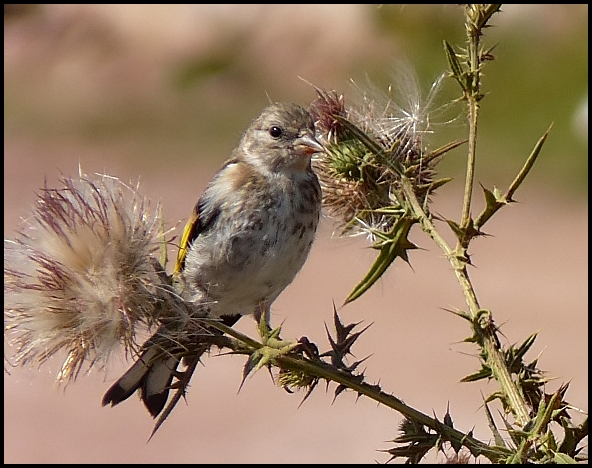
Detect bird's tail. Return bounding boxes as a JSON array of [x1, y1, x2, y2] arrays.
[[102, 314, 241, 437], [102, 327, 210, 437]]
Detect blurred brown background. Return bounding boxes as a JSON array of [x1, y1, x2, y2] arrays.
[[4, 5, 587, 463]]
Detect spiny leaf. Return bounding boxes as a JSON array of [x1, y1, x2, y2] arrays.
[[420, 177, 453, 193], [295, 378, 320, 408], [476, 4, 502, 30], [446, 218, 464, 240], [444, 307, 472, 322], [482, 184, 501, 210], [333, 384, 347, 401], [553, 452, 579, 464], [484, 401, 507, 448], [461, 365, 492, 382], [344, 216, 417, 304], [500, 414, 524, 447], [322, 308, 371, 370], [528, 389, 563, 437], [558, 416, 588, 456], [334, 115, 384, 156], [507, 124, 553, 201], [422, 139, 467, 166], [387, 419, 437, 464], [240, 353, 261, 391], [333, 307, 363, 342], [474, 183, 507, 230], [345, 356, 371, 373], [444, 40, 468, 91], [512, 333, 538, 363]]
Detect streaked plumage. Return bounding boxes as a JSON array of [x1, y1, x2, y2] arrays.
[[102, 103, 322, 433]]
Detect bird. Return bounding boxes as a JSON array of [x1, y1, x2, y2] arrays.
[[102, 102, 323, 435]]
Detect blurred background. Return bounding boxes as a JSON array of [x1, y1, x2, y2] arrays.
[[4, 5, 587, 463]]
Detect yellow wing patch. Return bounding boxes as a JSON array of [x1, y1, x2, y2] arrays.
[[174, 208, 200, 276], [173, 160, 245, 278]]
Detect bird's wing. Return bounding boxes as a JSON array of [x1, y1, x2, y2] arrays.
[[173, 187, 223, 276], [173, 159, 242, 276], [173, 205, 201, 275]]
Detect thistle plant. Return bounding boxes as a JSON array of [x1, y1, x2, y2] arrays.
[[309, 71, 464, 304], [261, 4, 585, 463], [4, 172, 204, 382], [4, 4, 587, 464], [294, 4, 586, 463]]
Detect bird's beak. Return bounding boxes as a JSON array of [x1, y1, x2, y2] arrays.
[[296, 131, 325, 156]]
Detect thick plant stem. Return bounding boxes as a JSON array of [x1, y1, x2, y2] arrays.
[[276, 353, 510, 462], [401, 177, 531, 427], [438, 5, 531, 427], [211, 321, 510, 463]]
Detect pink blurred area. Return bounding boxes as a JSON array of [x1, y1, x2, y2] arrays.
[[4, 5, 587, 464]]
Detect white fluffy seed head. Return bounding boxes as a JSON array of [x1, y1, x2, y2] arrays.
[[4, 173, 169, 381]]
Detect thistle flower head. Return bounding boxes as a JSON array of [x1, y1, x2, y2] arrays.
[[4, 172, 171, 381], [310, 67, 456, 239]]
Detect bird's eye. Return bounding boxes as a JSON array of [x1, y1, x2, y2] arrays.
[[269, 125, 283, 139]]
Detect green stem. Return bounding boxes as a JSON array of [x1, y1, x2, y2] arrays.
[[211, 320, 509, 462], [459, 12, 481, 231], [461, 94, 479, 231], [277, 354, 509, 462], [401, 177, 531, 427]]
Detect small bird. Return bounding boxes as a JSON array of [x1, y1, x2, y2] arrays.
[[102, 102, 323, 434]]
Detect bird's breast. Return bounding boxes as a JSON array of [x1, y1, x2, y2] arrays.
[[179, 173, 320, 316]]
